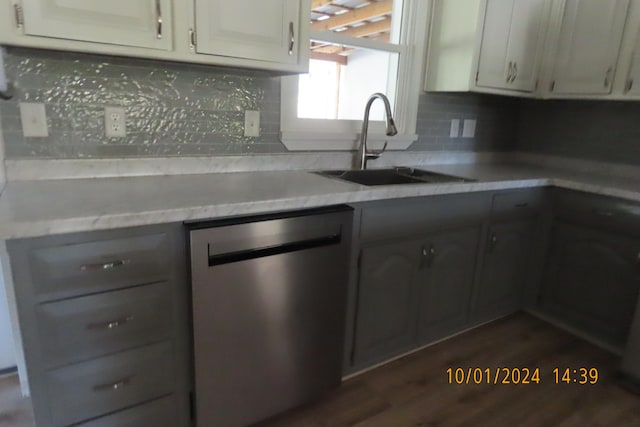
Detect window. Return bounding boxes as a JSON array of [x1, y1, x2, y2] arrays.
[[281, 0, 429, 151]]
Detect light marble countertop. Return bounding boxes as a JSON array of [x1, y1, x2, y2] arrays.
[[2, 161, 640, 240]]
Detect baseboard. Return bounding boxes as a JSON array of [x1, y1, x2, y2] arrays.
[[524, 308, 623, 356], [342, 313, 516, 381]]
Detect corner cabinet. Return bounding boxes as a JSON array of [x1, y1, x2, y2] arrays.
[[0, 0, 310, 73], [545, 0, 630, 96], [425, 0, 550, 95], [193, 0, 300, 64]]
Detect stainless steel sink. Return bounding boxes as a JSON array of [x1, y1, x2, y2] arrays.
[[316, 167, 474, 186]]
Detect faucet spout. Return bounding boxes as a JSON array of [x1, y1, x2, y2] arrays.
[[358, 93, 397, 170]]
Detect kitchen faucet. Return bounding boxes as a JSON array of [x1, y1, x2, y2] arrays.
[[357, 93, 398, 170]]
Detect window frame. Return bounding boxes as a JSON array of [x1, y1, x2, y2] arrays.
[[280, 0, 430, 151]]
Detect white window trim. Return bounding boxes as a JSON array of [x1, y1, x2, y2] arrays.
[[280, 0, 430, 151]]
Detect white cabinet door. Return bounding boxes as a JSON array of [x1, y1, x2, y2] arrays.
[[20, 0, 172, 50], [506, 0, 548, 91], [476, 0, 547, 92], [551, 0, 630, 95], [194, 0, 300, 64], [476, 0, 514, 90]]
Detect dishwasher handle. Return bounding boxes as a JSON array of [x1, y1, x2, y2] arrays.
[[208, 233, 341, 266]]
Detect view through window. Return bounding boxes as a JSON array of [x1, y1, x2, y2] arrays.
[[298, 0, 402, 121]]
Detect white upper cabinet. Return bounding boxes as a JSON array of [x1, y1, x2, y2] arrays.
[[425, 0, 549, 96], [548, 0, 630, 95], [476, 0, 548, 92], [193, 0, 300, 64], [20, 0, 172, 50], [0, 0, 310, 73]]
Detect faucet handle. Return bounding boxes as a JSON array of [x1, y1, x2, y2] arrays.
[[367, 142, 388, 158]]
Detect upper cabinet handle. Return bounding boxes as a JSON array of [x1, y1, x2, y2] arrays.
[[156, 0, 163, 39], [604, 66, 613, 87], [626, 78, 634, 93], [288, 22, 295, 56], [506, 61, 513, 83], [511, 62, 518, 83]]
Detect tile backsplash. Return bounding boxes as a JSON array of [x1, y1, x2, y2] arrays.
[[0, 47, 518, 159], [0, 48, 283, 158], [517, 99, 640, 165]]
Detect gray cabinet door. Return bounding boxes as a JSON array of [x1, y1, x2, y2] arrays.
[[352, 240, 421, 366], [540, 222, 640, 346], [473, 221, 533, 322], [417, 227, 480, 343]]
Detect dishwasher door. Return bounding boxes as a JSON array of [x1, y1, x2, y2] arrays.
[[189, 206, 353, 427]]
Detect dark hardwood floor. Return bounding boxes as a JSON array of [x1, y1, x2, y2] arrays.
[[1, 313, 638, 426], [257, 313, 640, 427]]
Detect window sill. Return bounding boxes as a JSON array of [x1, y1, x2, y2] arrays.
[[280, 132, 417, 151]]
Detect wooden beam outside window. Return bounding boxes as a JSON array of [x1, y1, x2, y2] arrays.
[[339, 18, 391, 38], [311, 0, 393, 31], [310, 51, 349, 65]]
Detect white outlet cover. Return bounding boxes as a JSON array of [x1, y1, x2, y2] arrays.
[[449, 119, 460, 138], [462, 119, 476, 138], [19, 102, 48, 137], [104, 106, 126, 138], [244, 110, 260, 137]]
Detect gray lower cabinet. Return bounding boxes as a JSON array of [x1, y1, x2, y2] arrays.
[[352, 239, 422, 366], [539, 221, 640, 347], [7, 224, 190, 427], [417, 227, 479, 343], [472, 220, 534, 323]]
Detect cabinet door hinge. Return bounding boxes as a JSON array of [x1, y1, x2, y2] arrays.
[[189, 28, 197, 49], [13, 3, 24, 29]]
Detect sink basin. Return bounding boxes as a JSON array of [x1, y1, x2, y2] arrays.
[[316, 167, 474, 186]]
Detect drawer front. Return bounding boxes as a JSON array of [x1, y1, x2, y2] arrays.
[[360, 192, 491, 242], [552, 189, 640, 235], [77, 395, 177, 427], [29, 232, 170, 301], [36, 282, 172, 368], [490, 189, 545, 221], [46, 341, 174, 426]]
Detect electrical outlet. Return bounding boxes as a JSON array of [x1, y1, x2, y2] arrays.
[[244, 110, 260, 137], [19, 102, 48, 137], [104, 106, 126, 138], [462, 119, 476, 138], [449, 119, 460, 138]]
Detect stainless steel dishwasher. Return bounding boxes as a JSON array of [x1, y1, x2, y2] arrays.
[[188, 206, 353, 427]]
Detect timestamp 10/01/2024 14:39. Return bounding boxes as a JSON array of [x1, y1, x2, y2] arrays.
[[446, 367, 599, 385]]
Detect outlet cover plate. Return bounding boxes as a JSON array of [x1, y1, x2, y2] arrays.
[[244, 110, 260, 137], [462, 119, 476, 138], [105, 106, 126, 138], [19, 102, 48, 137]]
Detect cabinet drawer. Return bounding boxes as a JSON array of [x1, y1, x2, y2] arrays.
[[36, 282, 172, 368], [46, 341, 174, 426], [360, 192, 491, 242], [490, 189, 545, 221], [552, 189, 640, 235], [76, 395, 177, 427], [28, 232, 170, 301]]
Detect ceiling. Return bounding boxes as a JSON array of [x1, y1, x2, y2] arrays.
[[310, 0, 394, 65]]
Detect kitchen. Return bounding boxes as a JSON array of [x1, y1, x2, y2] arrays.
[[1, 0, 640, 426]]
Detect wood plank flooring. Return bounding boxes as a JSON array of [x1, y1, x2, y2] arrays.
[[258, 313, 640, 427], [0, 313, 638, 426]]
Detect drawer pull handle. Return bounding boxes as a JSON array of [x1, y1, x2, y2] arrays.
[[93, 375, 134, 392], [514, 203, 529, 208], [593, 209, 615, 217], [80, 259, 131, 272], [86, 315, 134, 331], [489, 233, 498, 252], [426, 245, 436, 268]]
